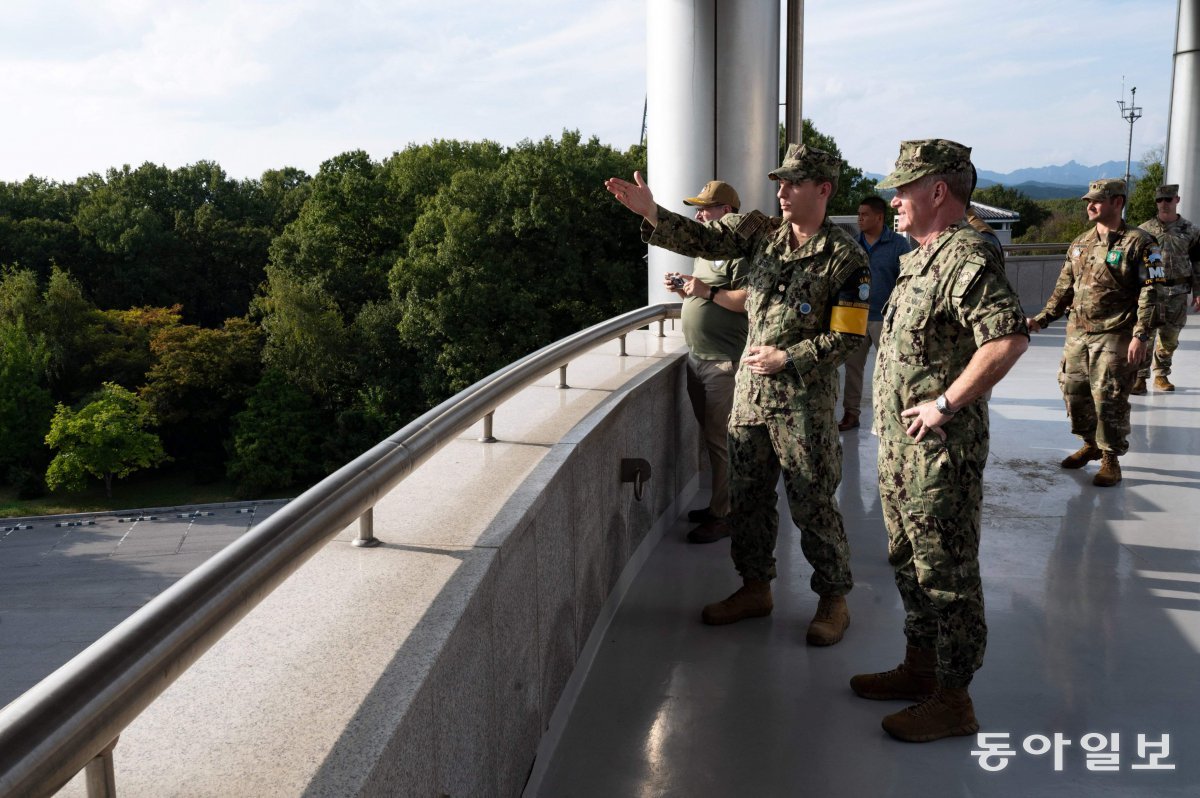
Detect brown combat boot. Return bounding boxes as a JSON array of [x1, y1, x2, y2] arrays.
[[1060, 442, 1101, 469], [850, 646, 937, 701], [806, 595, 850, 646], [1154, 375, 1175, 392], [701, 579, 772, 625], [1093, 453, 1122, 487], [1131, 377, 1148, 395], [881, 687, 979, 742]]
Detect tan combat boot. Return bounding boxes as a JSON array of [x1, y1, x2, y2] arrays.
[[850, 646, 937, 701], [1093, 453, 1122, 487], [806, 595, 850, 646], [1131, 376, 1148, 395], [881, 686, 979, 742], [1060, 442, 1101, 469], [1154, 375, 1175, 392], [701, 579, 773, 625]]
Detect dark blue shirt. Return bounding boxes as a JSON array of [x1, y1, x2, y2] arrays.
[[857, 227, 913, 320]]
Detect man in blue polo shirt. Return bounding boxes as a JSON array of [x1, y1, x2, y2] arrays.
[[838, 195, 913, 431]]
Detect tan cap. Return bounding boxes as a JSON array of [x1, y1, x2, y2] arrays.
[[877, 139, 972, 189], [683, 180, 741, 211], [1156, 183, 1180, 200], [1082, 179, 1126, 201], [768, 143, 841, 183]]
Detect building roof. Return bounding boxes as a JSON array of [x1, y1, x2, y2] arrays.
[[970, 201, 1020, 221]]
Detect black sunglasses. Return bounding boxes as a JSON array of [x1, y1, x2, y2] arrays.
[[1156, 197, 1175, 203]]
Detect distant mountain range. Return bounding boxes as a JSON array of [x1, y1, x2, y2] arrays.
[[866, 159, 1146, 200]]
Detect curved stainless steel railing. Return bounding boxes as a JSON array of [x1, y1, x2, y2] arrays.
[[0, 303, 682, 798]]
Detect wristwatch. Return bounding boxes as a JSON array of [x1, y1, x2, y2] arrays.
[[709, 286, 721, 301], [935, 394, 957, 415], [1135, 331, 1150, 342]]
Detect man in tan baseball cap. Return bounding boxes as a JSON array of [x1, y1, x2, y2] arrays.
[[665, 180, 749, 544]]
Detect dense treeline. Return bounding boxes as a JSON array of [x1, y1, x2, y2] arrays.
[[1, 131, 647, 499]]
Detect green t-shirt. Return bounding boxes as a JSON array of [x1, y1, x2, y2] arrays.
[[681, 256, 750, 362]]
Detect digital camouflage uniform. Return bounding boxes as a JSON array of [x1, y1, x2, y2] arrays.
[[642, 151, 870, 595], [1135, 211, 1200, 380], [1032, 210, 1164, 456], [874, 220, 1026, 688]]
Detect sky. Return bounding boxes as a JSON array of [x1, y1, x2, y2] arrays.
[[0, 0, 1181, 184]]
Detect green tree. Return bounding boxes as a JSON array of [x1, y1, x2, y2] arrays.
[[1127, 147, 1165, 226], [227, 369, 326, 496], [45, 382, 168, 497], [971, 185, 1050, 238], [0, 319, 54, 495], [391, 131, 646, 400], [141, 317, 263, 477], [1018, 198, 1090, 244]]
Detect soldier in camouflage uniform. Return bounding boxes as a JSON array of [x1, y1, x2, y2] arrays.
[[849, 139, 1028, 743], [605, 144, 871, 647], [1028, 179, 1165, 487], [1133, 183, 1200, 393]]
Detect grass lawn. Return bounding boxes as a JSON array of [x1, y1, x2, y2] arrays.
[[0, 467, 294, 519]]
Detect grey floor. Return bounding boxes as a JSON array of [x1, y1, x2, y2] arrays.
[[534, 323, 1200, 797], [0, 502, 285, 708]]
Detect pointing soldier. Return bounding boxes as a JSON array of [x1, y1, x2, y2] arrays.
[[606, 144, 870, 647], [850, 139, 1028, 742], [1132, 183, 1200, 393], [1027, 179, 1165, 486]]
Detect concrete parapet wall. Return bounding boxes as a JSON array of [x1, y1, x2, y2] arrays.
[[57, 331, 699, 798], [359, 351, 698, 796], [1005, 254, 1065, 315]]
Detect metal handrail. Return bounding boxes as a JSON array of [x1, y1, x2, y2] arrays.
[[1003, 242, 1069, 254], [0, 303, 682, 798]]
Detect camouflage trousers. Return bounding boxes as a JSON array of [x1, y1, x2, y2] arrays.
[[878, 437, 987, 689], [1058, 329, 1137, 456], [1137, 293, 1190, 379], [727, 412, 852, 595]]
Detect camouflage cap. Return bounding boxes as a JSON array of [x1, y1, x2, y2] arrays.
[[1156, 183, 1180, 200], [1082, 179, 1126, 201], [683, 180, 741, 211], [876, 139, 973, 189], [768, 143, 841, 183]]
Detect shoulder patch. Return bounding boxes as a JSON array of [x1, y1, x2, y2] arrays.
[[734, 210, 773, 240], [951, 254, 988, 300]]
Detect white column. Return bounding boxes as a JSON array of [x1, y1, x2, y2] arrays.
[[715, 0, 781, 216], [646, 0, 716, 301], [1166, 0, 1200, 221]]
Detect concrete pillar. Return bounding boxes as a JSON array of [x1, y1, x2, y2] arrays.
[[783, 0, 804, 147], [716, 1, 781, 216], [646, 0, 716, 301], [1166, 0, 1200, 221], [644, 0, 783, 302]]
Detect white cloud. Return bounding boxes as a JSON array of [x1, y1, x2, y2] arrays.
[[0, 0, 1182, 183]]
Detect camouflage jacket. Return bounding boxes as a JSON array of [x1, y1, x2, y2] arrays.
[[875, 220, 1027, 445], [1135, 215, 1200, 296], [1033, 224, 1163, 336], [643, 206, 869, 423]]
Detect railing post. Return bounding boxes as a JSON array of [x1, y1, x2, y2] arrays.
[[619, 334, 627, 356], [479, 411, 497, 442], [353, 507, 380, 548], [657, 319, 665, 337], [85, 738, 118, 798], [558, 364, 569, 389]]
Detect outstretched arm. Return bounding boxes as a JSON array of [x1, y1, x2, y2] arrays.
[[604, 171, 657, 225]]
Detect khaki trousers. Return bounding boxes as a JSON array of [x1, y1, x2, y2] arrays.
[[686, 355, 736, 517]]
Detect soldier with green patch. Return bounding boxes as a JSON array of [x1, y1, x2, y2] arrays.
[[605, 144, 870, 647], [850, 139, 1028, 743], [1028, 179, 1165, 487], [1133, 183, 1200, 393]]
